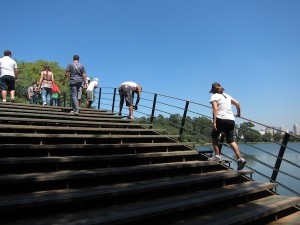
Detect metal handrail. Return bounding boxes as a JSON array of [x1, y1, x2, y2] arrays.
[[61, 86, 300, 198]]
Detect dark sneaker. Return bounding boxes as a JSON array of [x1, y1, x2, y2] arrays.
[[237, 158, 246, 170]]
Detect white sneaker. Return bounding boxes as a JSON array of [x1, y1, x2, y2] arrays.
[[208, 155, 222, 161], [70, 111, 79, 115], [237, 158, 246, 170]]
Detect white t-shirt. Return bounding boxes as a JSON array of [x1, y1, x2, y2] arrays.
[[119, 81, 138, 91], [87, 80, 98, 91], [0, 56, 18, 77], [209, 93, 235, 121]]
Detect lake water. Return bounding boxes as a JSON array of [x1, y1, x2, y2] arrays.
[[197, 142, 300, 197]]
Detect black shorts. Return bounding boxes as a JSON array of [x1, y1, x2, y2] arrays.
[[0, 75, 16, 92], [211, 118, 235, 143]]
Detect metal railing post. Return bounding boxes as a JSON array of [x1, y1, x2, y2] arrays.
[[112, 88, 117, 113], [270, 133, 290, 182], [179, 101, 189, 142], [97, 88, 102, 109], [149, 94, 157, 128]]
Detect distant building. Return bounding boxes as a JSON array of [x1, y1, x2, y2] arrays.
[[294, 124, 299, 135], [265, 127, 273, 134], [265, 126, 287, 135]]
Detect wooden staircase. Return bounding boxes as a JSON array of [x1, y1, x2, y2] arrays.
[[0, 102, 299, 225]]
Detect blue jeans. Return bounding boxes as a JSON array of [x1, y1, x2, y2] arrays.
[[70, 83, 82, 112], [41, 87, 51, 105], [52, 98, 58, 106]]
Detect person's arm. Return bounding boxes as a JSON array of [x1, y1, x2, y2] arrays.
[[27, 87, 31, 99], [14, 68, 18, 81], [134, 86, 142, 109], [211, 101, 218, 130], [231, 98, 241, 117]]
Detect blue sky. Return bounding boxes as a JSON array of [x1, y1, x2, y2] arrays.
[[1, 0, 299, 130]]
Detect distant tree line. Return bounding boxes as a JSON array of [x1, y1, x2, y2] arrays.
[[14, 61, 299, 144], [137, 114, 299, 145]]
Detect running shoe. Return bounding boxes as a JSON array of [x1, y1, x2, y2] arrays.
[[237, 158, 246, 170], [208, 155, 222, 161]]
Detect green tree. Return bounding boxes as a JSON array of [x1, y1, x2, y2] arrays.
[[273, 133, 283, 142], [238, 122, 262, 143], [262, 132, 273, 142]]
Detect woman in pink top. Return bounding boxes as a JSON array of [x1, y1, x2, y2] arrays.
[[38, 64, 54, 106]]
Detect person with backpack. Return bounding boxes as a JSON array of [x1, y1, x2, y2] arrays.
[[51, 82, 60, 106]]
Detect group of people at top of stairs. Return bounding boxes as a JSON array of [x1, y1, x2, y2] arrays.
[[0, 50, 245, 169], [61, 54, 141, 117], [0, 50, 98, 110], [0, 50, 141, 118], [60, 54, 142, 118], [27, 66, 62, 106]]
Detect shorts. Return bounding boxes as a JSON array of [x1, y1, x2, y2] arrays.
[[119, 86, 133, 106], [0, 75, 16, 92], [211, 118, 235, 143], [86, 90, 94, 102]]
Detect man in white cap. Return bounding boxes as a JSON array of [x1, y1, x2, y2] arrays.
[[86, 78, 99, 108]]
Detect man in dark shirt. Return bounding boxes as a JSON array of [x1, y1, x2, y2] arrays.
[[63, 55, 87, 115]]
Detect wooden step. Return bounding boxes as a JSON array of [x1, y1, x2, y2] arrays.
[[0, 116, 151, 128], [0, 133, 180, 145], [0, 142, 194, 150], [0, 102, 113, 114], [0, 133, 179, 140], [266, 210, 300, 225], [0, 161, 229, 185], [0, 170, 254, 212], [0, 151, 204, 174], [168, 195, 300, 225], [1, 180, 272, 225], [0, 107, 118, 118], [0, 124, 167, 134], [0, 111, 129, 123], [0, 151, 200, 165]]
